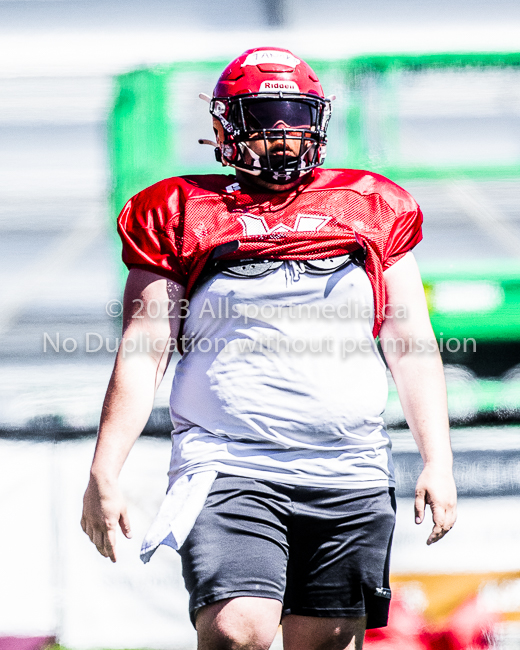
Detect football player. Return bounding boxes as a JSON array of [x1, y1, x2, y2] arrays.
[[82, 47, 457, 650]]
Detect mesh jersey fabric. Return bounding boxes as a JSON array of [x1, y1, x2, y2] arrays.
[[117, 168, 423, 337]]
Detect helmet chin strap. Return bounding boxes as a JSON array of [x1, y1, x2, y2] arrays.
[[239, 142, 262, 168], [260, 168, 302, 185], [229, 142, 262, 176], [200, 134, 306, 185], [238, 142, 301, 185], [235, 165, 301, 186], [260, 160, 301, 185]]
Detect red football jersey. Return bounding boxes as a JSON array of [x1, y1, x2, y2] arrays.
[[118, 168, 423, 336]]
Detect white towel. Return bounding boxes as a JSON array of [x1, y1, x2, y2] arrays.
[[140, 470, 218, 563]]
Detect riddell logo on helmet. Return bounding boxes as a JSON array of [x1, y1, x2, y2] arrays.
[[259, 80, 300, 92]]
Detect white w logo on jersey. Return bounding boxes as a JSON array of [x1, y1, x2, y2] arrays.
[[238, 213, 331, 236]]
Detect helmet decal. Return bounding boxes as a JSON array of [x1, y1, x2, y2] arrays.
[[258, 80, 300, 92], [212, 100, 226, 116], [241, 50, 300, 69]]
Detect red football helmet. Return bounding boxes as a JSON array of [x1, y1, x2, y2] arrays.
[[207, 47, 332, 184]]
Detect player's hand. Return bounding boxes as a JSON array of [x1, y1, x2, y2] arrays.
[[81, 476, 132, 562], [414, 464, 457, 545]]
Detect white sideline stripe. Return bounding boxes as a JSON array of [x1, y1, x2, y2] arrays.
[[447, 180, 520, 259], [0, 222, 102, 335]]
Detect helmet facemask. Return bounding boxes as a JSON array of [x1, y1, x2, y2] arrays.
[[210, 93, 332, 185]]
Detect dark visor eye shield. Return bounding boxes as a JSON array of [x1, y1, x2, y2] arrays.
[[236, 99, 318, 130]]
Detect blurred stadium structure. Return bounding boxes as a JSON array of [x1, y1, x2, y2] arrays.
[[1, 1, 520, 645]]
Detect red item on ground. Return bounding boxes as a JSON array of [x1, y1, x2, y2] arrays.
[[0, 638, 55, 650], [365, 594, 499, 650], [365, 595, 430, 649], [423, 596, 499, 650]]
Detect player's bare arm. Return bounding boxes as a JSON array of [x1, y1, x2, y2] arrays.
[[379, 252, 457, 545], [81, 269, 185, 562]]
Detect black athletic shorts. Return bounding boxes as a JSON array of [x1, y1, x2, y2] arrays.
[[178, 473, 396, 629]]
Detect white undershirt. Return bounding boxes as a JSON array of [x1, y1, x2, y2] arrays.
[[141, 260, 394, 562]]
